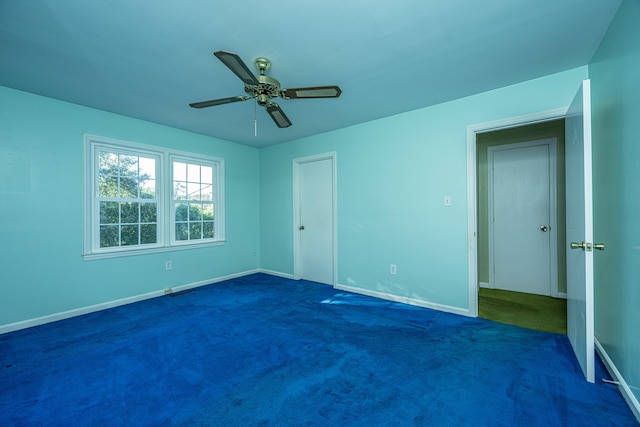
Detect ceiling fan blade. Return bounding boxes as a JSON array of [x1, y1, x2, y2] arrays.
[[282, 85, 342, 99], [189, 96, 249, 109], [266, 103, 292, 128], [214, 50, 260, 86]]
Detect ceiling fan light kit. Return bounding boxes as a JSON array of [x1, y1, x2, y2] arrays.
[[190, 50, 342, 128]]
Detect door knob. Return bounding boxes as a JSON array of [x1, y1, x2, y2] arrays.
[[540, 225, 548, 232], [570, 241, 586, 250], [570, 241, 605, 251], [299, 225, 305, 230]]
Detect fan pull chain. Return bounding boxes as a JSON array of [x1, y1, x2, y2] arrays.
[[254, 101, 258, 137]]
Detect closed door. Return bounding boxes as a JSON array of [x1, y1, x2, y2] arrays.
[[489, 140, 556, 296], [294, 155, 335, 285]]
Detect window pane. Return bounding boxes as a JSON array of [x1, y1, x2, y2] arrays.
[[174, 181, 187, 200], [141, 224, 157, 244], [100, 202, 119, 224], [99, 152, 118, 175], [187, 163, 200, 182], [119, 177, 138, 198], [202, 203, 214, 220], [139, 157, 156, 180], [187, 182, 201, 200], [140, 203, 157, 223], [100, 225, 119, 248], [190, 222, 203, 240], [201, 183, 213, 201], [175, 223, 188, 241], [175, 203, 188, 221], [121, 202, 139, 224], [201, 166, 213, 184], [189, 204, 202, 221], [140, 178, 155, 199], [121, 225, 139, 246], [173, 162, 187, 181], [99, 175, 119, 197], [203, 221, 214, 238], [120, 155, 138, 177]]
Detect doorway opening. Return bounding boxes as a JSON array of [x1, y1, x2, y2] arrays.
[[475, 119, 567, 333]]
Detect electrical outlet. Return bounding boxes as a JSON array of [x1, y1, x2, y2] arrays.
[[164, 288, 173, 295], [165, 260, 172, 270], [390, 264, 397, 275]]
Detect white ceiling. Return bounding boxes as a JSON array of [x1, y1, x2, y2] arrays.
[[0, 1, 621, 148]]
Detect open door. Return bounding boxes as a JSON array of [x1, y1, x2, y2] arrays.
[[565, 79, 596, 383]]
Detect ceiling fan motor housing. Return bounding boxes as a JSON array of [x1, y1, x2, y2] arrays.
[[245, 75, 281, 106]]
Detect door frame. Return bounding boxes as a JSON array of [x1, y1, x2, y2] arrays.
[[466, 108, 567, 317], [292, 151, 338, 284], [487, 139, 559, 297]]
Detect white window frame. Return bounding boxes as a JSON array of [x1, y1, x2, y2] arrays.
[[83, 134, 225, 260]]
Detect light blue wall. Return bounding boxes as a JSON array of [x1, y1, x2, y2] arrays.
[[0, 86, 260, 326], [0, 66, 591, 325], [260, 66, 588, 310], [589, 0, 640, 405]]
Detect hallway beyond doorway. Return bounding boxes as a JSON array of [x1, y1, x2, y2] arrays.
[[478, 287, 567, 334]]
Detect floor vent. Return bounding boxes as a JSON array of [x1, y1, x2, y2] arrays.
[[169, 289, 194, 297]]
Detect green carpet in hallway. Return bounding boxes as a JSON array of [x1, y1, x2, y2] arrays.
[[478, 287, 567, 334]]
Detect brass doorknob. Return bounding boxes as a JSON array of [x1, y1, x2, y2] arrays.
[[570, 241, 586, 250], [570, 241, 605, 251], [540, 225, 548, 232]]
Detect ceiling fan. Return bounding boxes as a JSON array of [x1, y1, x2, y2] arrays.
[[189, 50, 342, 128]]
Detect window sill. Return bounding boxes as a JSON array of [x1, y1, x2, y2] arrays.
[[82, 240, 227, 261]]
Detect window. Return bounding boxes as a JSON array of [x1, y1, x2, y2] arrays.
[[171, 159, 217, 243], [84, 135, 225, 259], [98, 150, 159, 248]]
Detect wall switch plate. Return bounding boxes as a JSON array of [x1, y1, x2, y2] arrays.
[[444, 196, 452, 207], [390, 264, 397, 275], [165, 260, 172, 270]]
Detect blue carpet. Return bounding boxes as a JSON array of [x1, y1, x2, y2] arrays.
[[0, 273, 636, 426]]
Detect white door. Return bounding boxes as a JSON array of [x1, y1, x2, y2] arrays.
[[489, 140, 556, 296], [565, 79, 595, 383], [294, 155, 335, 285]]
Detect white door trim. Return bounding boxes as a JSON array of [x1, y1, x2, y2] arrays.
[[487, 139, 559, 297], [466, 108, 567, 317], [292, 152, 337, 285]]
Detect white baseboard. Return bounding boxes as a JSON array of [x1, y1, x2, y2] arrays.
[[595, 338, 640, 423], [0, 269, 261, 335], [479, 282, 492, 288], [257, 268, 295, 280], [334, 283, 470, 317], [168, 269, 262, 293]]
